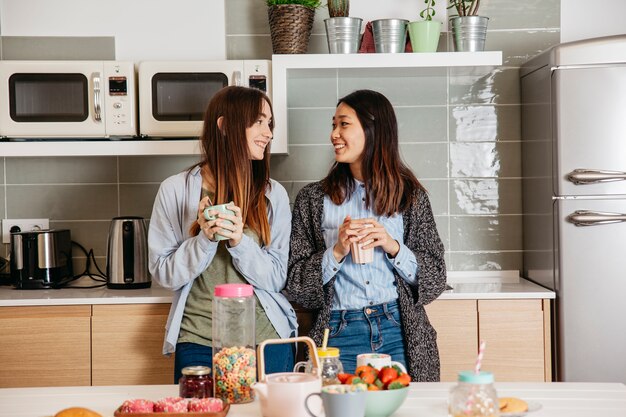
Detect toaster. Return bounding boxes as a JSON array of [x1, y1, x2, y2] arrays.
[[10, 229, 73, 289]]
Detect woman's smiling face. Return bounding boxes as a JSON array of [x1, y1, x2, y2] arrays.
[[246, 99, 273, 160], [331, 102, 366, 166]]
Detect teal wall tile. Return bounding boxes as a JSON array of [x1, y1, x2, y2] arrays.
[[450, 141, 521, 178], [397, 106, 448, 143], [451, 179, 522, 215], [51, 220, 110, 257], [5, 157, 117, 184], [1, 36, 115, 60], [450, 67, 520, 105], [119, 184, 160, 219], [421, 179, 449, 216], [486, 30, 560, 66], [119, 155, 199, 183], [481, 0, 559, 30], [288, 108, 334, 145], [449, 251, 523, 271], [227, 35, 273, 60], [450, 105, 521, 142], [450, 215, 522, 251], [401, 143, 448, 179], [6, 184, 118, 220], [271, 146, 335, 182], [287, 69, 338, 108]]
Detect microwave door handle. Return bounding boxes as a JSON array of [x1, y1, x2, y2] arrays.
[[92, 72, 102, 122], [567, 169, 626, 184], [567, 210, 626, 226], [232, 71, 242, 86]]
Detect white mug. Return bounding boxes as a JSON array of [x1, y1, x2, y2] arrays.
[[356, 353, 407, 373]]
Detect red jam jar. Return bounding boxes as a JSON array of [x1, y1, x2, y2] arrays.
[[179, 366, 213, 398]]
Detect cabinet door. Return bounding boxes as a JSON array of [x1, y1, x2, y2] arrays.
[[0, 305, 91, 388], [478, 299, 548, 381], [425, 300, 478, 382], [92, 304, 174, 385]]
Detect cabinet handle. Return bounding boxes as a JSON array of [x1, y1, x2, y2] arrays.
[[567, 210, 626, 226], [567, 169, 626, 184], [92, 73, 102, 122]]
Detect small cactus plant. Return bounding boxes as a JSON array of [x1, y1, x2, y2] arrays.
[[327, 0, 349, 17]]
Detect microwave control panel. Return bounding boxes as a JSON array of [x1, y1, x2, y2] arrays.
[[103, 62, 137, 137], [244, 60, 272, 100]]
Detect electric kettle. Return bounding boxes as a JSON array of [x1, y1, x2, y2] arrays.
[[106, 216, 151, 289]]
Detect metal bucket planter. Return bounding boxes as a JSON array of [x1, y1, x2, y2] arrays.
[[372, 18, 409, 53], [268, 4, 316, 54], [449, 16, 489, 52], [407, 20, 442, 53], [324, 17, 362, 54]]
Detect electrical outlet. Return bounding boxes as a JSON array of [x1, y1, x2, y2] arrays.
[[1, 219, 50, 244]]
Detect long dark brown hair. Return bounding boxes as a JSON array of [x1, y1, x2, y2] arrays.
[[321, 89, 424, 216], [189, 86, 273, 245]]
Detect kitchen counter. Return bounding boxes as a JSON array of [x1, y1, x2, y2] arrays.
[[1, 382, 624, 417], [0, 271, 554, 307]]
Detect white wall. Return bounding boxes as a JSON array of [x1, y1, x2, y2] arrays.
[[561, 0, 626, 42], [0, 0, 225, 61]]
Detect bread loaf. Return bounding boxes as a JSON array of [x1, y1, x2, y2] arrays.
[[54, 407, 103, 417]]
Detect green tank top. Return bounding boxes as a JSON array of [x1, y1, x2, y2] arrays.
[[178, 192, 279, 347]]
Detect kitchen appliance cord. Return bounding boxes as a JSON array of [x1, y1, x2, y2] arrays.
[[51, 241, 107, 289]]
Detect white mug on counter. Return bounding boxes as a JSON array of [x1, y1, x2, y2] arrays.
[[356, 353, 407, 373]]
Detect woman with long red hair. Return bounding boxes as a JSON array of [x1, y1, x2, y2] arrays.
[[286, 89, 446, 381], [149, 86, 297, 382]]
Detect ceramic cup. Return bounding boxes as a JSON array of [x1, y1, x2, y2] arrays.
[[305, 384, 366, 417], [203, 203, 234, 241], [356, 353, 407, 373], [351, 223, 374, 264]]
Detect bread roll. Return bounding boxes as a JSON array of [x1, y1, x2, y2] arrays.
[[54, 407, 103, 417]]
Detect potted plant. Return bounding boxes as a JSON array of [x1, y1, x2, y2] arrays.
[[407, 0, 442, 53], [323, 0, 362, 54], [447, 0, 489, 52], [266, 0, 322, 54]]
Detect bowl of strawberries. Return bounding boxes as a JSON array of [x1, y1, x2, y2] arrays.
[[337, 365, 410, 417]]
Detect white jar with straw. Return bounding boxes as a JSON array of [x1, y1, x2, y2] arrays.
[[448, 340, 499, 417]]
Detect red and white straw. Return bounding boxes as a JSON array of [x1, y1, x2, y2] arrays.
[[474, 340, 486, 374]]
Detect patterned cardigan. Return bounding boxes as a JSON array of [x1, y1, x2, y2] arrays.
[[285, 181, 447, 382]]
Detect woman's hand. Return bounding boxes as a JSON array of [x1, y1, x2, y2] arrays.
[[197, 196, 221, 241], [332, 216, 374, 262], [353, 218, 401, 258], [220, 203, 244, 247]]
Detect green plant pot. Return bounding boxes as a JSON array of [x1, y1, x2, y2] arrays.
[[407, 20, 441, 53]]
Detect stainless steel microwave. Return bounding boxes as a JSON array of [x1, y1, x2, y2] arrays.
[[0, 61, 137, 139], [137, 60, 271, 138]]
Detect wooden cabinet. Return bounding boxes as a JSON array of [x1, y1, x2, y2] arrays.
[[92, 304, 174, 386], [425, 299, 551, 382], [0, 303, 173, 388], [425, 300, 478, 382], [0, 305, 91, 388]]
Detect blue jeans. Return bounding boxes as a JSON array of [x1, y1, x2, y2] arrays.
[[328, 300, 407, 374], [174, 342, 295, 384]]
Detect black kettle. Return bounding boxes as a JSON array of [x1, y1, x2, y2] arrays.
[[106, 216, 151, 289]]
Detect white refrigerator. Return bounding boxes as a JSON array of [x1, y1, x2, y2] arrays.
[[521, 35, 626, 383]]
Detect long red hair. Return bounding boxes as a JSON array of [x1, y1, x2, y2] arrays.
[[189, 86, 273, 245]]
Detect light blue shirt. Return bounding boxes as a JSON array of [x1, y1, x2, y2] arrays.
[[321, 181, 419, 310], [148, 166, 298, 355]]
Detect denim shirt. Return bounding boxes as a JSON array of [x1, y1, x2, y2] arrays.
[[320, 181, 419, 310], [148, 166, 297, 355]]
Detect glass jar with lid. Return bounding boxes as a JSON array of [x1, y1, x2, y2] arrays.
[[212, 283, 256, 404], [293, 347, 344, 386], [448, 371, 500, 417], [179, 366, 213, 398]]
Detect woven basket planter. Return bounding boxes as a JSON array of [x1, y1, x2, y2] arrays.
[[268, 4, 316, 54]]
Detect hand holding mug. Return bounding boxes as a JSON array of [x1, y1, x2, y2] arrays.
[[202, 202, 243, 246], [352, 218, 400, 258]]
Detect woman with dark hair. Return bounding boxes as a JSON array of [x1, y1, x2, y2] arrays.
[[286, 89, 446, 381], [149, 86, 297, 382]]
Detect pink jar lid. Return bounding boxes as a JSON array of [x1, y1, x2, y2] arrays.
[[214, 283, 253, 298]]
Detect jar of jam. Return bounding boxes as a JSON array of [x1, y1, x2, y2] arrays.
[[179, 366, 213, 398]]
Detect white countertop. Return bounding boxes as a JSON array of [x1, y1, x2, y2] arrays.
[[0, 271, 554, 307], [0, 382, 624, 417]]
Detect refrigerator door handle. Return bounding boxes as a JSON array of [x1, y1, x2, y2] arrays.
[[567, 210, 626, 226], [566, 169, 626, 184]]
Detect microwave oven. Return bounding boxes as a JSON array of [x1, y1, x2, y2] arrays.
[[137, 60, 271, 138], [0, 61, 137, 139]]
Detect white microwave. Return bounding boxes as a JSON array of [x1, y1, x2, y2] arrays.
[[137, 60, 271, 138], [0, 61, 137, 139]]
